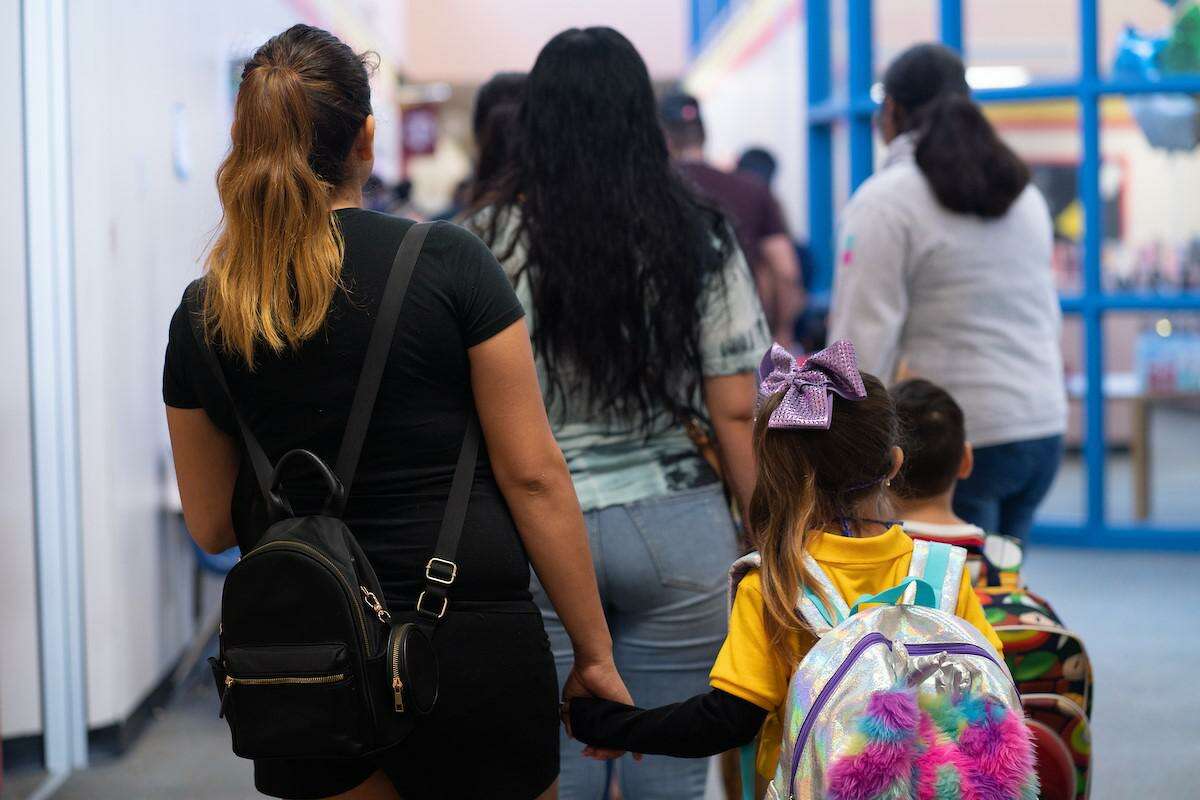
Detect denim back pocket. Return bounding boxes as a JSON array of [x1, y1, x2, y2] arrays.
[[627, 486, 738, 592]]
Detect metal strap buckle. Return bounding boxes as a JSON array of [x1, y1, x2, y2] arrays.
[[416, 590, 448, 620], [425, 557, 458, 586]]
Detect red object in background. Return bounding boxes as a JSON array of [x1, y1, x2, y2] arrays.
[[1028, 719, 1078, 800], [401, 103, 439, 176]]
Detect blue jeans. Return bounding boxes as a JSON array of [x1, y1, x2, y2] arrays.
[[533, 484, 739, 800], [952, 435, 1064, 544]]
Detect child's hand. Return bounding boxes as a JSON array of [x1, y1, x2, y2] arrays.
[[562, 661, 643, 762]]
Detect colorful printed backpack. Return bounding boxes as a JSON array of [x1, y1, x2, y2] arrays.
[[731, 541, 1038, 800], [976, 587, 1093, 799]]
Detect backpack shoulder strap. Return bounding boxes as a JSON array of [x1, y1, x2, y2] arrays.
[[728, 552, 762, 613], [728, 551, 849, 633], [906, 540, 967, 613], [799, 553, 850, 632], [184, 282, 275, 508], [331, 221, 434, 512], [414, 412, 479, 626]]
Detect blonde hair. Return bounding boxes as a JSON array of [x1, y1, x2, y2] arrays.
[[747, 375, 899, 655], [203, 25, 372, 366]]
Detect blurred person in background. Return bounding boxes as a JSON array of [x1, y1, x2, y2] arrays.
[[828, 43, 1066, 545], [469, 71, 526, 204], [734, 146, 777, 186], [164, 24, 630, 800], [661, 93, 804, 351], [473, 27, 769, 799], [433, 71, 527, 221], [736, 146, 824, 353]]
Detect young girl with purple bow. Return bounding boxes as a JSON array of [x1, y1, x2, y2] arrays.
[[564, 341, 1002, 784]]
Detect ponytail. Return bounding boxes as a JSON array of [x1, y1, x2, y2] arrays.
[[748, 375, 899, 654], [911, 93, 1030, 218], [203, 25, 372, 367]]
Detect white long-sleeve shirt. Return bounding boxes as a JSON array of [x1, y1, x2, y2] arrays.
[[828, 134, 1067, 447]]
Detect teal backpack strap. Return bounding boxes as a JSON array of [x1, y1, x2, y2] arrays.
[[739, 742, 757, 800], [799, 553, 850, 631], [909, 541, 967, 612], [850, 577, 938, 616]]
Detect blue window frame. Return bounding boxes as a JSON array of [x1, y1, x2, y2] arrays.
[[690, 0, 737, 55], [807, 0, 1200, 549]]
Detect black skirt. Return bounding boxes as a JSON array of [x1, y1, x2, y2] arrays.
[[253, 604, 560, 800]]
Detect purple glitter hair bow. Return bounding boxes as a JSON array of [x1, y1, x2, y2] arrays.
[[757, 340, 867, 429]]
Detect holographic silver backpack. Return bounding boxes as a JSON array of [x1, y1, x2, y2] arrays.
[[730, 541, 1037, 800]]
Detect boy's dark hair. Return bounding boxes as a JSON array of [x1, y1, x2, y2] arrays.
[[891, 378, 966, 499]]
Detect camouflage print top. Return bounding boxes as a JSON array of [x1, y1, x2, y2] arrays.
[[475, 206, 771, 511]]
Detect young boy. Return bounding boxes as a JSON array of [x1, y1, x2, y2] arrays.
[[891, 378, 1022, 586]]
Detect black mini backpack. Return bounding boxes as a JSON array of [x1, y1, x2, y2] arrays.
[[187, 222, 475, 760]]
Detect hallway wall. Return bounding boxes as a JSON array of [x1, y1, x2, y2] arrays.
[[0, 0, 42, 740], [59, 0, 405, 733]]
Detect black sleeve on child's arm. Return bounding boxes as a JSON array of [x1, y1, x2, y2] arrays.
[[568, 689, 768, 758]]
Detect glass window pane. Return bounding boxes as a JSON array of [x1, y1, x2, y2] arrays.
[[832, 120, 851, 213], [1103, 311, 1200, 525], [965, 0, 1078, 85], [1045, 313, 1087, 525], [1101, 0, 1176, 78], [1100, 98, 1200, 294], [983, 99, 1084, 297]]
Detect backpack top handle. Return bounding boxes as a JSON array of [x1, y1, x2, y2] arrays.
[[269, 448, 347, 521]]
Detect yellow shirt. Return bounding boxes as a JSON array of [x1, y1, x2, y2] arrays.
[[709, 526, 1003, 778]]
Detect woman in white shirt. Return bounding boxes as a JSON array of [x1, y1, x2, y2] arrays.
[[828, 43, 1067, 544]]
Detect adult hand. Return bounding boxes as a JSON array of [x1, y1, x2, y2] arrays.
[[561, 658, 641, 761]]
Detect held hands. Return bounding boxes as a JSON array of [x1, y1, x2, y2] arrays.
[[561, 657, 642, 762]]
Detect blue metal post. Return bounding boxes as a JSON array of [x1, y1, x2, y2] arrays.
[[847, 0, 875, 191], [939, 0, 964, 52], [1079, 0, 1106, 538], [807, 0, 834, 292]]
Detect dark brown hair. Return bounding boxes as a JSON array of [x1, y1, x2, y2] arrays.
[[749, 372, 899, 651], [884, 43, 1030, 218], [204, 24, 373, 366], [469, 72, 526, 204], [891, 378, 966, 499]]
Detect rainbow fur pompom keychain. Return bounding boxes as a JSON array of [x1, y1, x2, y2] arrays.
[[826, 685, 1039, 800]]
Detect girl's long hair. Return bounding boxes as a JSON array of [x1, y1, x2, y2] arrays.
[[748, 374, 899, 653], [476, 27, 730, 430], [204, 24, 373, 366], [884, 43, 1030, 218]]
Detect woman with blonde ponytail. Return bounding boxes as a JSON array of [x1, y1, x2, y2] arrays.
[[164, 24, 629, 800], [560, 341, 1002, 787]]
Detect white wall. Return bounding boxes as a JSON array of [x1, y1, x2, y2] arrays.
[[685, 0, 807, 235], [404, 0, 688, 83], [62, 0, 406, 731], [0, 0, 42, 740]]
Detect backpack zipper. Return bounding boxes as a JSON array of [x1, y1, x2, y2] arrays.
[[391, 632, 405, 713], [787, 636, 1007, 797], [220, 673, 347, 718], [239, 541, 370, 655]]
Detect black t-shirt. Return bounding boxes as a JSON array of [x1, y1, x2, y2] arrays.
[[163, 211, 529, 606]]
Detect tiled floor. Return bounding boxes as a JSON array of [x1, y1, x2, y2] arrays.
[[3, 547, 1190, 799]]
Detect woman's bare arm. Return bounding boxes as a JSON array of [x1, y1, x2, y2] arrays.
[[469, 320, 631, 708], [703, 371, 758, 523], [166, 406, 240, 554]]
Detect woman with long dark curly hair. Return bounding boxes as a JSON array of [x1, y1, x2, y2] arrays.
[[474, 27, 769, 799]]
